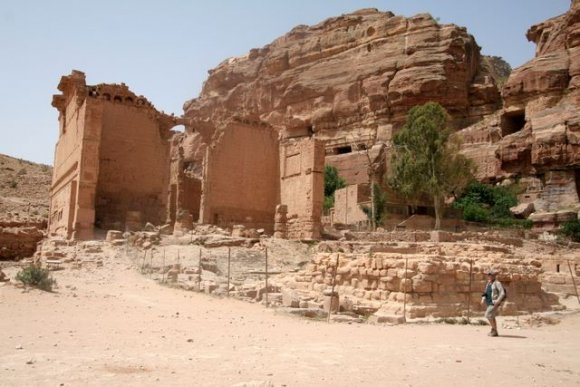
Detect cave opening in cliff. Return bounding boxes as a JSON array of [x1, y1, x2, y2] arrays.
[[501, 111, 526, 136], [336, 145, 352, 154]]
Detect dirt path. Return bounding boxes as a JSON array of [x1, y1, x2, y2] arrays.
[[1, 256, 580, 387]]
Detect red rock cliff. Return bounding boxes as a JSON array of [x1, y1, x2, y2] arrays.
[[184, 9, 501, 145]]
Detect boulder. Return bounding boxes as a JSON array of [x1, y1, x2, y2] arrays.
[[510, 202, 535, 219]]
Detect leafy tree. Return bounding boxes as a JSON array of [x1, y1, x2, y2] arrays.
[[361, 183, 386, 226], [387, 102, 475, 229], [560, 219, 580, 242], [323, 165, 346, 213]]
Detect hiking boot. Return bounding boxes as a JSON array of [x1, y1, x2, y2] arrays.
[[488, 329, 498, 337]]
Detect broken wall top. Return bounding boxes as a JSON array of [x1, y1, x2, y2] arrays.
[[52, 70, 180, 134]]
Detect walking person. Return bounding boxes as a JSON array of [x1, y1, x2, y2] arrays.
[[481, 270, 505, 337]]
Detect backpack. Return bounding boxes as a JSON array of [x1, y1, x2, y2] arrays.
[[496, 282, 507, 304]]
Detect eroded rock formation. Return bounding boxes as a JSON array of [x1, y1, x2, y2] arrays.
[[459, 0, 580, 227], [184, 9, 502, 146]]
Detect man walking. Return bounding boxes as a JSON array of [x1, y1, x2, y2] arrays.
[[481, 270, 505, 337]]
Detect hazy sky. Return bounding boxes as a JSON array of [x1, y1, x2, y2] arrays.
[[0, 0, 571, 165]]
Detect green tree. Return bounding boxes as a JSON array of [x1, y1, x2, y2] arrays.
[[560, 219, 580, 242], [361, 183, 386, 226], [323, 165, 346, 214], [387, 102, 475, 229]]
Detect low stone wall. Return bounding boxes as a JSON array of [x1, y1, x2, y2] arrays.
[[281, 251, 561, 319], [342, 230, 524, 247], [0, 226, 44, 260]]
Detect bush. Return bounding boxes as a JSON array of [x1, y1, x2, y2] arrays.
[[324, 165, 346, 214], [560, 219, 580, 242], [9, 180, 17, 189], [463, 203, 489, 223], [16, 265, 56, 291], [454, 181, 522, 227]]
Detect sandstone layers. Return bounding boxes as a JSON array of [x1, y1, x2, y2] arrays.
[[460, 0, 580, 223], [183, 3, 580, 227], [184, 9, 502, 143]]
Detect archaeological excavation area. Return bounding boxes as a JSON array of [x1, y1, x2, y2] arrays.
[[2, 4, 580, 385]]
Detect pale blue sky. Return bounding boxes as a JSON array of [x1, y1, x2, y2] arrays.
[[0, 0, 571, 165]]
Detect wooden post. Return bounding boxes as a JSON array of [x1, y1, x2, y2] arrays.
[[198, 248, 202, 292], [327, 254, 340, 323], [227, 247, 231, 297], [265, 247, 269, 307], [567, 260, 580, 305], [141, 250, 147, 273], [467, 260, 473, 322], [403, 257, 408, 322], [162, 248, 166, 283]]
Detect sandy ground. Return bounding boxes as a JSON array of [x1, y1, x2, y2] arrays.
[[1, 253, 580, 387]]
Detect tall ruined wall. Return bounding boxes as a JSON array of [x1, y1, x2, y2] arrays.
[[184, 9, 501, 148], [50, 71, 98, 239], [50, 71, 177, 239], [279, 138, 325, 239], [200, 122, 280, 231], [95, 101, 170, 229]]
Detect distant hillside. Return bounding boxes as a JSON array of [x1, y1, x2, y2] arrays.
[[0, 153, 52, 222]]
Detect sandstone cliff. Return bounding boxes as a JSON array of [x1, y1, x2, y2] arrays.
[[184, 9, 502, 145], [182, 4, 580, 224], [459, 0, 580, 217]]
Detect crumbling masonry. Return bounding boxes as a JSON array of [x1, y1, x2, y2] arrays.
[[49, 71, 324, 240]]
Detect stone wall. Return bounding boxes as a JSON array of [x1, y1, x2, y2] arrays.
[[0, 226, 44, 261], [279, 138, 325, 239], [95, 100, 170, 229], [200, 122, 280, 232], [333, 184, 370, 225], [49, 71, 177, 239], [282, 249, 560, 319]]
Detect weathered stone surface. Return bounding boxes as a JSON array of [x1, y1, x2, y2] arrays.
[[510, 202, 535, 219], [0, 227, 44, 261], [184, 10, 501, 144], [459, 1, 580, 216]]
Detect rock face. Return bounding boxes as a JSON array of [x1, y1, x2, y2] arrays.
[[458, 1, 580, 227], [0, 225, 44, 261], [184, 9, 501, 144]]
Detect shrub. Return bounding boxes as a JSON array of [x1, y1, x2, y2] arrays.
[[560, 219, 580, 242], [463, 203, 489, 223], [454, 181, 522, 227], [16, 265, 56, 291], [323, 165, 346, 213], [9, 180, 17, 189], [17, 168, 27, 176]]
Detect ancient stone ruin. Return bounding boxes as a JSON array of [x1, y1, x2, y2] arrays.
[[48, 4, 580, 240], [37, 3, 580, 323]]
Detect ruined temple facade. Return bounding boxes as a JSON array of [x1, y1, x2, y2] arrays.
[[49, 71, 324, 240], [50, 3, 580, 239], [49, 71, 179, 239]]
